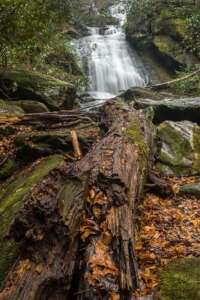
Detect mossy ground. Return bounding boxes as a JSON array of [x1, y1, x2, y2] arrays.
[[160, 258, 200, 300]]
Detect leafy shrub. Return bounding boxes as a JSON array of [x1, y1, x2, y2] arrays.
[[173, 66, 200, 95]]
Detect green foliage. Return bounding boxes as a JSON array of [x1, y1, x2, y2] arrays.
[[126, 0, 155, 34], [185, 14, 200, 57], [173, 66, 200, 95], [127, 0, 200, 59], [0, 0, 71, 65], [0, 0, 90, 92]]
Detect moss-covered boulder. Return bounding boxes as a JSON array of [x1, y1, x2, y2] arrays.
[[0, 154, 65, 286], [9, 100, 49, 113], [152, 35, 185, 69], [126, 3, 199, 71], [0, 70, 77, 110], [160, 258, 200, 300], [156, 121, 200, 176], [119, 87, 172, 102], [0, 99, 24, 115], [134, 96, 200, 124]]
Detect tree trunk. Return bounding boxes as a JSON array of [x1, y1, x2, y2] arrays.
[[0, 101, 155, 300]]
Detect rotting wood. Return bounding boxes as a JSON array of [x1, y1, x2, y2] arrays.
[[0, 109, 98, 128], [145, 171, 174, 197], [0, 101, 155, 300]]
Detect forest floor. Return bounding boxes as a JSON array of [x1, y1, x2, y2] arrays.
[[134, 176, 200, 298]]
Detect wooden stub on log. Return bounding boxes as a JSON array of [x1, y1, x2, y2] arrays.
[[0, 101, 155, 300], [70, 129, 82, 160]]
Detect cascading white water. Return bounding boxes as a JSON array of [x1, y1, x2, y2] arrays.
[[75, 1, 148, 102]]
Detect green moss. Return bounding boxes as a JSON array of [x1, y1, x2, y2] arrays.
[[0, 154, 65, 286], [153, 35, 184, 64], [0, 99, 24, 115], [157, 122, 193, 175], [0, 69, 76, 110], [1, 69, 71, 87], [0, 158, 17, 180], [9, 100, 49, 113], [169, 18, 188, 40], [124, 119, 149, 160], [160, 9, 173, 19], [160, 258, 200, 300]]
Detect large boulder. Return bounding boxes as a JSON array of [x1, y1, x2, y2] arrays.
[[9, 100, 49, 113], [160, 258, 200, 300], [119, 87, 172, 102], [134, 97, 200, 124], [0, 70, 77, 110], [156, 121, 200, 176]]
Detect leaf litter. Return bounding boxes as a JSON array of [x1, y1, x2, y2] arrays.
[[134, 176, 200, 297]]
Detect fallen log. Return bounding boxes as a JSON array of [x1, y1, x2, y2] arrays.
[[149, 68, 200, 91], [0, 109, 98, 128], [146, 171, 174, 197], [0, 101, 155, 300]]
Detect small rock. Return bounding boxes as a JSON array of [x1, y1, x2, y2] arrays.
[[180, 182, 200, 198]]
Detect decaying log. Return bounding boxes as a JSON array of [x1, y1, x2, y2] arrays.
[[0, 109, 98, 129], [0, 101, 155, 300], [146, 171, 174, 197]]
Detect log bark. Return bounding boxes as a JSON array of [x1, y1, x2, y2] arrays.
[[0, 101, 155, 300]]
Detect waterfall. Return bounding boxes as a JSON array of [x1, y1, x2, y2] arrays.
[[74, 1, 148, 102]]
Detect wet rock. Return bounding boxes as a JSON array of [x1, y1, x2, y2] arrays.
[[180, 182, 200, 198], [156, 121, 200, 176], [0, 69, 77, 111], [134, 97, 200, 124], [160, 258, 200, 300], [119, 87, 167, 101]]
